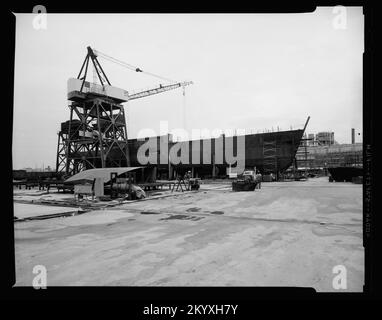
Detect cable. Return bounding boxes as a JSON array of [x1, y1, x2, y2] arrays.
[[95, 49, 177, 84], [95, 50, 138, 71]]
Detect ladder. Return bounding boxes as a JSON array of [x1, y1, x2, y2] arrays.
[[263, 140, 277, 174]]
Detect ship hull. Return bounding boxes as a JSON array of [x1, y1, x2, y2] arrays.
[[126, 129, 304, 178]]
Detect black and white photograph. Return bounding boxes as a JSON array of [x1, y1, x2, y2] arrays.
[[9, 6, 371, 297]]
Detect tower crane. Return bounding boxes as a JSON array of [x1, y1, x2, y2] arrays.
[[57, 46, 193, 176]]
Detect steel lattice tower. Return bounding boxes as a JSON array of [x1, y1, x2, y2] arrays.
[[56, 47, 130, 176], [56, 95, 130, 176]]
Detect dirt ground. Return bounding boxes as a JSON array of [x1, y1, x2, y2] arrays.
[[14, 177, 363, 291]]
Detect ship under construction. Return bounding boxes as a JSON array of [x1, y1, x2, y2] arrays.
[[56, 46, 308, 179]]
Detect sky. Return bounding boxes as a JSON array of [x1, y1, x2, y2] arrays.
[[13, 8, 364, 170]]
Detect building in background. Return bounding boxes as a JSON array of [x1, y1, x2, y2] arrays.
[[307, 133, 315, 146], [293, 129, 362, 174], [296, 143, 363, 169], [315, 131, 335, 146]]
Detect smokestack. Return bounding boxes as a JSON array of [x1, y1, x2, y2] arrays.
[[351, 128, 355, 144]]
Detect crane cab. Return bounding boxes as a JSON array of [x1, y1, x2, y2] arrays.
[[67, 78, 129, 103]]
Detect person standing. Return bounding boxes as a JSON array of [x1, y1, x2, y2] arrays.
[[256, 173, 262, 189]]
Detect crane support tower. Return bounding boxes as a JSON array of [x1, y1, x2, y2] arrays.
[[56, 46, 192, 176]]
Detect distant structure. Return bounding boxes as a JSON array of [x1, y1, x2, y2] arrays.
[[307, 133, 315, 146], [296, 143, 362, 169], [315, 131, 335, 146], [22, 165, 53, 172], [294, 128, 362, 172], [351, 128, 355, 144]]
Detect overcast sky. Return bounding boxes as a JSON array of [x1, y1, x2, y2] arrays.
[[13, 8, 363, 170]]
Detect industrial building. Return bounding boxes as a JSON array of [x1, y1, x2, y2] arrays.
[[295, 129, 362, 174], [315, 131, 336, 146]]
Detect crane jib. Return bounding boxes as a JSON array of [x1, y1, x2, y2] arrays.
[[128, 82, 193, 101], [77, 46, 193, 101]]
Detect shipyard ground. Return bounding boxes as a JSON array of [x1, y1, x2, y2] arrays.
[[13, 177, 363, 291]]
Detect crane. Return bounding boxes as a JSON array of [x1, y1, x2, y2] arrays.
[[76, 46, 193, 101], [127, 81, 193, 101], [57, 46, 192, 176]]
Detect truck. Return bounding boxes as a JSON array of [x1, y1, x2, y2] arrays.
[[232, 170, 259, 191]]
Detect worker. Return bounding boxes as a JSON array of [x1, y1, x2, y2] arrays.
[[256, 173, 262, 189], [184, 170, 191, 180], [184, 170, 192, 190]]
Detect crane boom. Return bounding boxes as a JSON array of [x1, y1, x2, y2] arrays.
[[77, 47, 193, 102], [128, 81, 193, 101]]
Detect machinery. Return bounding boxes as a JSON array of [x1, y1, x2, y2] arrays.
[[232, 170, 259, 191], [188, 178, 201, 190], [56, 46, 193, 176]]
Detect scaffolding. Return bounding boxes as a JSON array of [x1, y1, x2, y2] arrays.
[[295, 137, 312, 174], [263, 140, 278, 174], [294, 143, 363, 171], [56, 95, 130, 176]]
